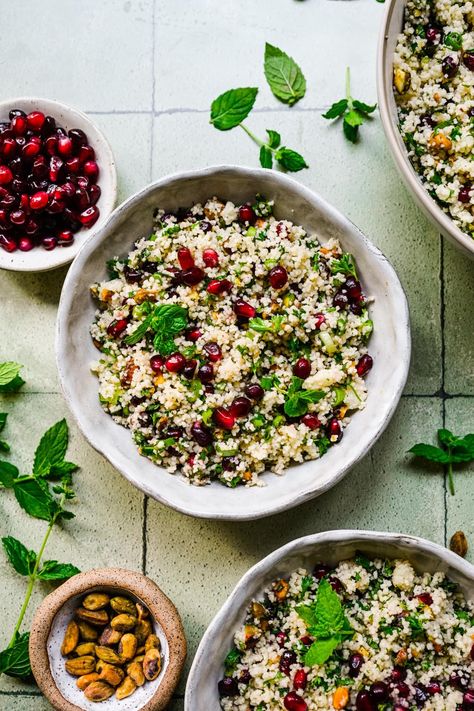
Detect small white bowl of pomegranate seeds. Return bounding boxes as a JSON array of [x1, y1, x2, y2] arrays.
[[0, 97, 117, 272]]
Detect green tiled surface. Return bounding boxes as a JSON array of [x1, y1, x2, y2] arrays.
[[0, 0, 473, 709]]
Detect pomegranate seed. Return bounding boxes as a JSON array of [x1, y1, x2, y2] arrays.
[[49, 155, 63, 182], [25, 218, 40, 235], [327, 417, 342, 442], [11, 115, 27, 136], [42, 236, 57, 250], [18, 236, 33, 251], [45, 135, 58, 155], [333, 289, 349, 309], [213, 407, 236, 430], [370, 681, 388, 702], [22, 140, 41, 160], [391, 666, 407, 682], [26, 111, 45, 132], [78, 144, 95, 163], [164, 352, 185, 373], [107, 319, 128, 338], [89, 184, 101, 206], [200, 220, 211, 232], [57, 136, 73, 157], [463, 690, 474, 706], [74, 188, 90, 211], [392, 681, 410, 698], [233, 299, 256, 319], [300, 635, 312, 645], [198, 363, 214, 383], [207, 278, 232, 295], [30, 191, 49, 210], [355, 690, 376, 711], [293, 358, 311, 379], [348, 652, 365, 677], [450, 671, 470, 690], [238, 204, 256, 224], [68, 128, 88, 149], [328, 575, 343, 592], [203, 342, 222, 362], [181, 266, 204, 286], [48, 199, 65, 214], [230, 396, 252, 417], [62, 181, 76, 200], [9, 210, 26, 226], [301, 413, 320, 430], [293, 669, 307, 691], [426, 681, 442, 695], [177, 247, 194, 270], [279, 650, 297, 675], [32, 156, 47, 178], [356, 354, 373, 377], [66, 156, 81, 174], [217, 677, 238, 697], [268, 265, 288, 289], [0, 234, 17, 252], [186, 327, 202, 342], [79, 205, 99, 227], [245, 383, 264, 400], [459, 186, 471, 203], [202, 248, 219, 267], [283, 691, 307, 711], [276, 631, 286, 647], [82, 160, 99, 182], [417, 592, 433, 605], [150, 355, 164, 373], [57, 230, 74, 246], [0, 166, 13, 185], [314, 313, 326, 329], [2, 138, 17, 159], [239, 669, 251, 685], [191, 421, 213, 447], [183, 359, 197, 379], [464, 51, 474, 72]]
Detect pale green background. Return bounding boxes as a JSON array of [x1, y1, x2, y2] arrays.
[[1, 0, 473, 709]]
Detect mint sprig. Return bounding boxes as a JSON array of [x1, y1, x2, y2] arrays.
[[264, 43, 306, 106], [125, 303, 189, 355], [284, 377, 324, 418], [296, 577, 353, 666], [323, 67, 376, 144], [408, 429, 474, 495], [329, 253, 358, 279]]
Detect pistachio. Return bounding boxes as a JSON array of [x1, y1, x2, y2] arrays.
[[95, 645, 122, 665], [77, 621, 99, 641], [76, 672, 101, 690], [61, 620, 79, 656], [250, 601, 267, 620], [144, 634, 160, 653], [127, 661, 145, 687], [134, 618, 152, 645], [84, 681, 115, 702], [132, 654, 145, 664], [143, 648, 162, 681], [110, 596, 137, 616], [75, 643, 96, 657], [75, 607, 109, 627], [116, 675, 137, 700], [118, 633, 138, 662], [83, 593, 110, 611], [136, 645, 145, 655], [65, 655, 96, 676], [450, 530, 468, 558], [136, 602, 149, 621], [98, 625, 122, 647], [98, 662, 125, 687], [394, 66, 411, 94]]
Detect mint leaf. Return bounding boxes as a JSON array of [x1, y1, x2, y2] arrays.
[[0, 362, 23, 389], [2, 537, 36, 577], [33, 419, 69, 478], [0, 632, 31, 679], [13, 478, 54, 522], [0, 413, 7, 432], [0, 461, 18, 488], [275, 147, 308, 172], [322, 99, 348, 120], [37, 560, 80, 581], [266, 129, 281, 148], [344, 109, 364, 129], [0, 440, 9, 453], [48, 461, 79, 480], [353, 99, 377, 115], [264, 43, 306, 106], [295, 603, 317, 628], [311, 578, 345, 634], [304, 637, 340, 666], [210, 87, 258, 131], [444, 32, 463, 50], [343, 117, 359, 143], [408, 444, 451, 465], [125, 315, 152, 345], [284, 386, 324, 418], [259, 145, 273, 169], [224, 647, 242, 674]]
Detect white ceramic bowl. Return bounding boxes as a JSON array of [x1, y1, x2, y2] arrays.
[[377, 1, 474, 258], [185, 530, 474, 710], [0, 97, 117, 272], [56, 166, 410, 521]]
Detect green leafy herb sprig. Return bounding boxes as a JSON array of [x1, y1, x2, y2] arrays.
[[323, 67, 376, 143], [0, 415, 80, 679], [296, 577, 354, 665], [210, 44, 308, 172], [284, 377, 324, 417], [409, 429, 474, 495], [0, 363, 25, 455], [125, 303, 188, 356], [330, 253, 358, 279], [249, 315, 284, 334]]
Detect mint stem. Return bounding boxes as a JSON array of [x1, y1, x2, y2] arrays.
[[345, 67, 353, 109], [240, 123, 267, 149], [448, 460, 455, 496]]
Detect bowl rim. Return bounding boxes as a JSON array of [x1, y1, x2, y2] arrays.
[[184, 529, 474, 710], [0, 95, 118, 273], [56, 164, 411, 521], [29, 567, 187, 711], [376, 0, 474, 258]]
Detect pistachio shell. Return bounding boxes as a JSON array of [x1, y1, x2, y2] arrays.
[[110, 596, 136, 616], [76, 672, 101, 691], [144, 633, 160, 652], [118, 633, 137, 662], [143, 648, 161, 681], [95, 645, 122, 665], [98, 662, 125, 687], [77, 621, 99, 641], [110, 613, 137, 632], [82, 593, 110, 611], [65, 655, 96, 676], [127, 661, 145, 687], [98, 625, 122, 646], [61, 620, 79, 656], [75, 607, 109, 627], [115, 675, 138, 700], [84, 681, 115, 702], [75, 642, 96, 657]]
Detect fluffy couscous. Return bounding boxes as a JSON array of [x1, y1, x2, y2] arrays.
[[90, 196, 373, 487], [219, 556, 474, 710], [394, 0, 474, 237]]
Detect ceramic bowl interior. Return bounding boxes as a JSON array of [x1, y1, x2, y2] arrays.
[[185, 530, 474, 711], [56, 166, 410, 521], [48, 585, 167, 711], [377, 0, 474, 258], [0, 97, 117, 272]]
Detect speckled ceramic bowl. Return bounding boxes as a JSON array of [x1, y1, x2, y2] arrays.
[[56, 166, 411, 521], [29, 568, 186, 711], [377, 0, 474, 258], [185, 529, 474, 710], [0, 97, 117, 272]]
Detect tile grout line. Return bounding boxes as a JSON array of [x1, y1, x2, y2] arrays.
[[440, 236, 448, 546]]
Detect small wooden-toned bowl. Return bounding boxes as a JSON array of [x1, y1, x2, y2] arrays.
[[29, 568, 186, 711]]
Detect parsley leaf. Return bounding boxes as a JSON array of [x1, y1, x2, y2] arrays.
[[408, 428, 474, 495], [323, 67, 376, 143], [330, 253, 358, 279], [210, 87, 258, 130], [264, 43, 306, 106]]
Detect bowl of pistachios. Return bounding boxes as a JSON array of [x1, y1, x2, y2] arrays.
[[29, 568, 186, 711]]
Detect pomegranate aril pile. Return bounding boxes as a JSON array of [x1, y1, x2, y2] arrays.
[[0, 108, 101, 253]]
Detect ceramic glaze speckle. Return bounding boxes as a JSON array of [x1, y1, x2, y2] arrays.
[[56, 166, 411, 521]]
